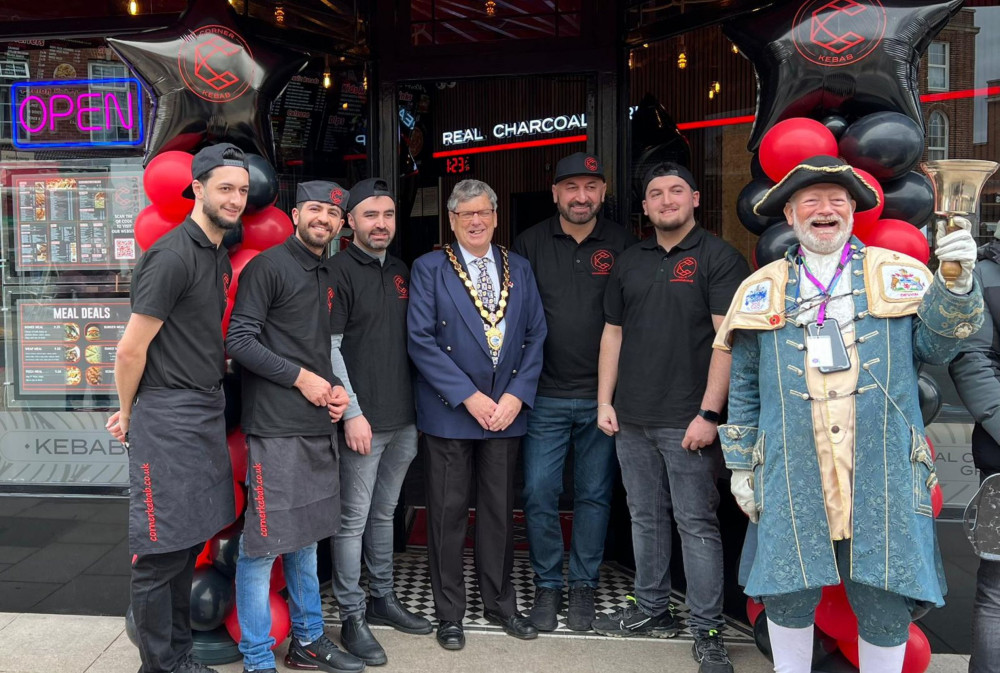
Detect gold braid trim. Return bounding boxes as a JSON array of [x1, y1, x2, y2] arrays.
[[753, 163, 882, 216]]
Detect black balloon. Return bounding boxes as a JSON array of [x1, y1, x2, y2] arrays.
[[190, 566, 235, 632], [108, 0, 308, 165], [753, 612, 773, 661], [191, 626, 242, 666], [210, 529, 241, 578], [821, 115, 849, 140], [755, 224, 798, 269], [245, 154, 279, 214], [750, 153, 767, 180], [738, 178, 785, 236], [839, 112, 925, 182], [724, 0, 963, 151], [630, 93, 692, 204], [918, 371, 942, 426], [881, 172, 935, 226], [222, 223, 243, 250]]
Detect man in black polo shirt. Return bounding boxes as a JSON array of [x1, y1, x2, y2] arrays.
[[328, 177, 432, 666], [226, 181, 364, 673], [594, 163, 748, 673], [108, 143, 246, 673], [512, 152, 636, 632]]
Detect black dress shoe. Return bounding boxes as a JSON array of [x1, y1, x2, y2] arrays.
[[340, 615, 388, 666], [436, 621, 465, 650], [483, 610, 539, 640], [366, 592, 433, 635]]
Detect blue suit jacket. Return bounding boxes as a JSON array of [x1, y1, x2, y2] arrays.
[[407, 245, 547, 439]]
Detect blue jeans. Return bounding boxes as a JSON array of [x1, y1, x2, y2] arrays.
[[332, 424, 418, 619], [522, 396, 616, 589], [762, 540, 913, 647], [235, 537, 325, 671], [615, 423, 724, 635]]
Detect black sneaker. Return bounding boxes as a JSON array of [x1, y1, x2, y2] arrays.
[[528, 586, 562, 631], [174, 656, 218, 673], [285, 634, 366, 673], [591, 596, 679, 638], [692, 629, 734, 673], [566, 586, 595, 632]]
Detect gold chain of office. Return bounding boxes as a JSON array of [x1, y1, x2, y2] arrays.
[[443, 244, 511, 353]]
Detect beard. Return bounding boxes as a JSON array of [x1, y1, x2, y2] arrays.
[[557, 201, 600, 225], [651, 217, 686, 233], [793, 213, 853, 254], [296, 220, 334, 250], [358, 228, 392, 250], [203, 201, 240, 231]]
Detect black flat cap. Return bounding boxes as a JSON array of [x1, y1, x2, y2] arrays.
[[642, 161, 698, 196], [554, 152, 604, 184], [181, 143, 248, 198], [346, 177, 394, 213], [296, 180, 349, 211], [753, 155, 880, 217]]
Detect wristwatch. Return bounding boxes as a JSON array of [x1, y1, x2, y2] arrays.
[[698, 408, 722, 423]]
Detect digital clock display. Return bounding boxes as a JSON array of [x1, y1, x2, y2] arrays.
[[445, 156, 473, 174]]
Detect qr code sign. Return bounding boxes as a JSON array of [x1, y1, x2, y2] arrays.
[[114, 238, 136, 260]]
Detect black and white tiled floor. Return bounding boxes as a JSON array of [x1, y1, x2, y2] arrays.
[[319, 550, 754, 643]]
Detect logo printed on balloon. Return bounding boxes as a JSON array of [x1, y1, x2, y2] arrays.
[[591, 249, 614, 275], [394, 275, 409, 299], [178, 25, 255, 102], [792, 0, 887, 67], [672, 257, 698, 283]]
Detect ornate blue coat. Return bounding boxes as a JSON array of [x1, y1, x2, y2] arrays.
[[715, 240, 984, 604]]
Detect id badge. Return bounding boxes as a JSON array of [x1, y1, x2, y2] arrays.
[[806, 319, 851, 373]]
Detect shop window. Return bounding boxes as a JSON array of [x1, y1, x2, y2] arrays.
[[927, 111, 949, 160], [411, 0, 580, 45], [87, 62, 136, 145], [928, 41, 949, 92], [0, 59, 30, 142]]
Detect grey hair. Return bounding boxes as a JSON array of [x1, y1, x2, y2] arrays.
[[447, 179, 498, 212]]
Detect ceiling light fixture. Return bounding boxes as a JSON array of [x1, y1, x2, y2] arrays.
[[485, 1, 496, 16]]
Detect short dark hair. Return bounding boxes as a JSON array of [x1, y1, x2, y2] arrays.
[[194, 146, 247, 185]]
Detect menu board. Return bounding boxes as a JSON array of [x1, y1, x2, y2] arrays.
[[12, 170, 146, 272], [15, 297, 129, 398]]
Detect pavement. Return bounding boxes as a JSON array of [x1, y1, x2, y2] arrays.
[[0, 612, 975, 673]]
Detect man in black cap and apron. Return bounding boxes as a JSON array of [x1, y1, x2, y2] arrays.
[[328, 178, 432, 666], [226, 181, 365, 673], [108, 142, 247, 673]]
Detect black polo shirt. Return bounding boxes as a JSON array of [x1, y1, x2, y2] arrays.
[[226, 235, 342, 438], [604, 226, 749, 428], [131, 217, 231, 391], [513, 215, 637, 398], [327, 244, 415, 431]]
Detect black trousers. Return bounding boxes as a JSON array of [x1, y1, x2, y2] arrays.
[[423, 434, 519, 622], [131, 543, 202, 673]]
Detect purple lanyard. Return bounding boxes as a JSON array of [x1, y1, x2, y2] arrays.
[[798, 243, 852, 325]]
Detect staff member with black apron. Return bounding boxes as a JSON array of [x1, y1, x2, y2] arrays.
[[108, 143, 247, 673], [226, 180, 365, 673]]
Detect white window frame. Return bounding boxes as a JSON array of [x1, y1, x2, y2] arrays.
[[927, 111, 949, 161], [928, 41, 950, 92], [86, 61, 136, 144]]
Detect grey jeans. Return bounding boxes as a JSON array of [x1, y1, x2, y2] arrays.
[[616, 423, 725, 635], [331, 424, 418, 618]]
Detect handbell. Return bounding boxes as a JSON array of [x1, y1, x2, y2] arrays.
[[921, 159, 999, 287]]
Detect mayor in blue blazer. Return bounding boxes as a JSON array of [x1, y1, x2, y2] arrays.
[[408, 179, 547, 649]]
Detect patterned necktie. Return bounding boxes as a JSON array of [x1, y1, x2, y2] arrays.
[[472, 257, 497, 313]]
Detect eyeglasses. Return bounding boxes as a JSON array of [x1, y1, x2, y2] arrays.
[[451, 208, 495, 222]]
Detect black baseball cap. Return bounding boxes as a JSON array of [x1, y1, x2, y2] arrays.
[[296, 180, 349, 213], [181, 143, 249, 198], [642, 161, 698, 196], [554, 152, 604, 184], [346, 177, 394, 213]]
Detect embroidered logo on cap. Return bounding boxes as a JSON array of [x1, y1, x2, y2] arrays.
[[585, 157, 599, 172], [591, 249, 614, 275], [331, 188, 344, 205], [394, 274, 409, 299]]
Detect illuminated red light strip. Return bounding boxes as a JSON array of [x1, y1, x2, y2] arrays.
[[432, 134, 587, 158], [342, 153, 367, 161]]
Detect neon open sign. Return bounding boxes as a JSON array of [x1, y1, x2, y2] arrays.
[[11, 78, 144, 150]]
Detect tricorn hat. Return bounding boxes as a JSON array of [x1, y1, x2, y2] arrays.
[[753, 155, 880, 218]]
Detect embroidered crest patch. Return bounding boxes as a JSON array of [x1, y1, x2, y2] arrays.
[[880, 264, 928, 300], [741, 281, 771, 313]]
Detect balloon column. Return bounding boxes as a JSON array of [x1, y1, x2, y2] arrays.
[[725, 3, 955, 671]]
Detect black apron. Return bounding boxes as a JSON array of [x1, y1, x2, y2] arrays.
[[128, 387, 236, 555], [242, 434, 340, 558]]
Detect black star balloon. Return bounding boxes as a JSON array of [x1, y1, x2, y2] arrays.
[[724, 0, 963, 152], [109, 0, 308, 165]]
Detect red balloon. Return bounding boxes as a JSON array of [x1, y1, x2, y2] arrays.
[[222, 297, 235, 341], [195, 541, 213, 569], [143, 151, 195, 220], [927, 437, 935, 460], [759, 118, 839, 183], [228, 248, 261, 300], [224, 589, 291, 649], [814, 582, 858, 642], [242, 206, 293, 251], [134, 205, 182, 251], [852, 168, 885, 230], [271, 556, 286, 592], [746, 598, 765, 626], [838, 638, 860, 667], [902, 623, 932, 673], [856, 219, 930, 264], [931, 483, 943, 518], [227, 428, 248, 483]]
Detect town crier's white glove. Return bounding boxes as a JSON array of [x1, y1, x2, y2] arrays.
[[730, 470, 758, 523], [935, 219, 977, 294]]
